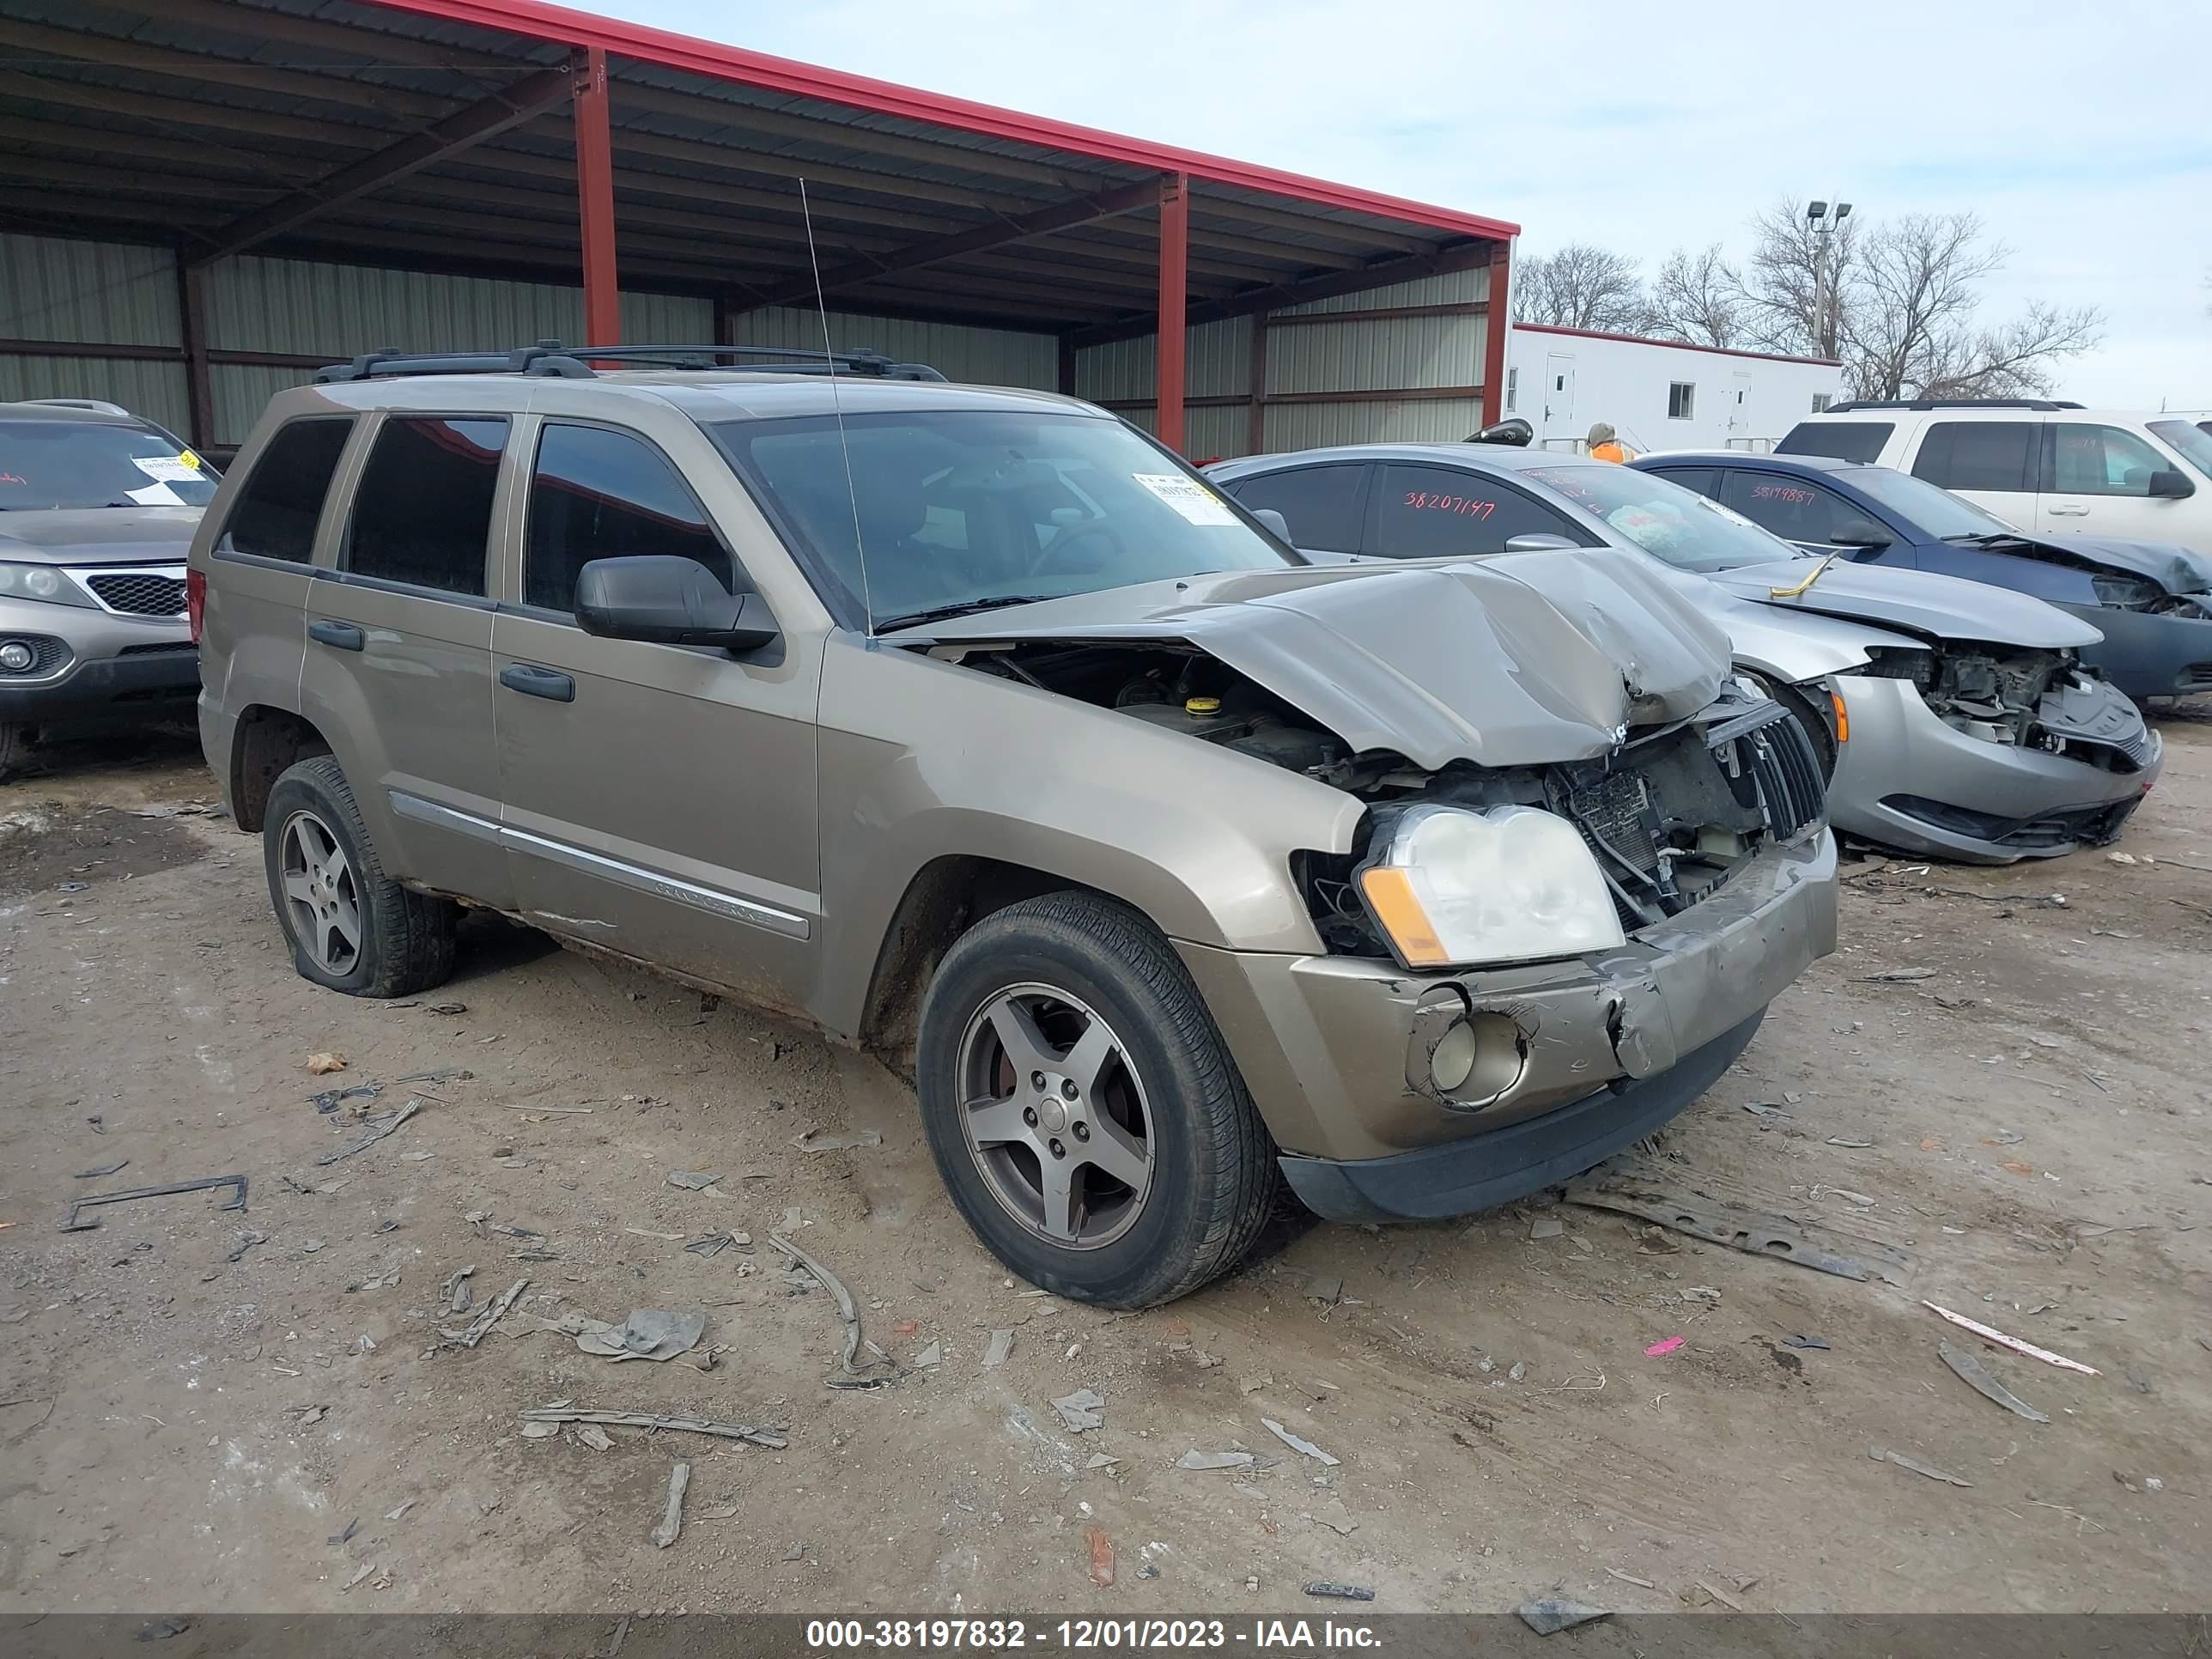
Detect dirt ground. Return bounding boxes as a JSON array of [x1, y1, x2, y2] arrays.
[[3, 716, 2209, 1619]]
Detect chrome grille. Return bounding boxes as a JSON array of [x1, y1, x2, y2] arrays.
[[1742, 714, 1826, 841], [86, 572, 187, 617]]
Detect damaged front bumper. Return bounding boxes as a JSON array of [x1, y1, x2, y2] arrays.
[[1176, 828, 1836, 1222], [2059, 603, 2212, 702], [1826, 674, 2161, 864]]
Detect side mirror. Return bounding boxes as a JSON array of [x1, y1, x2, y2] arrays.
[[574, 556, 776, 651], [1501, 532, 1579, 553], [2148, 467, 2194, 500], [1829, 517, 1892, 550], [1249, 507, 1295, 545]]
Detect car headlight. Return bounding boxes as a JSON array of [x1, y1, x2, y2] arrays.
[[1355, 804, 1626, 969], [0, 562, 94, 609], [2090, 573, 2163, 609]]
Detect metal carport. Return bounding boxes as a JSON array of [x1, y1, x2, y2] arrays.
[[0, 0, 1517, 456]]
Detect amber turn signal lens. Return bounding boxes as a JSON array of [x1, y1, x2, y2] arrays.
[[1355, 866, 1449, 968]]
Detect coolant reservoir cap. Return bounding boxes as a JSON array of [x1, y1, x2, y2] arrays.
[[1184, 696, 1222, 715]]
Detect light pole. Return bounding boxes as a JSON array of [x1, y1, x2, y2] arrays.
[[1806, 199, 1852, 360]]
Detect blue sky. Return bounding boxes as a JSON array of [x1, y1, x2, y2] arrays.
[[593, 0, 2211, 409]]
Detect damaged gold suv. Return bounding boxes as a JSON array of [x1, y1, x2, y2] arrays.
[[192, 345, 1838, 1306]]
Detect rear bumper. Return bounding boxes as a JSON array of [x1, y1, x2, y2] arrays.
[[2057, 603, 2212, 701], [1281, 1011, 1763, 1221], [1826, 675, 2160, 864]]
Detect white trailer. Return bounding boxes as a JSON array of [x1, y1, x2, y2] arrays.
[[1505, 323, 1843, 455]]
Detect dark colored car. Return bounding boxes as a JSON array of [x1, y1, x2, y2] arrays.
[[1632, 451, 2212, 701]]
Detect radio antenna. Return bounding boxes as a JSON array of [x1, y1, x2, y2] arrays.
[[799, 177, 874, 638]]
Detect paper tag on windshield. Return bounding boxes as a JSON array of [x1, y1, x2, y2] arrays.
[[1133, 473, 1237, 526], [133, 456, 200, 483], [125, 481, 185, 507]]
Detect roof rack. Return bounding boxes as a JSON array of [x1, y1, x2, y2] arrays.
[[1821, 398, 2083, 413], [19, 397, 136, 417], [313, 340, 946, 385]]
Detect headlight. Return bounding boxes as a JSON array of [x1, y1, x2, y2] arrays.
[[1355, 804, 1626, 969], [2090, 573, 2163, 609], [0, 562, 94, 609]]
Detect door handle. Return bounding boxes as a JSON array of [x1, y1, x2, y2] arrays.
[[2046, 504, 2089, 516], [307, 618, 364, 651], [500, 664, 575, 703]]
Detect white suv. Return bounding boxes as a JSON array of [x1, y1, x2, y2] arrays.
[[1778, 400, 2212, 552]]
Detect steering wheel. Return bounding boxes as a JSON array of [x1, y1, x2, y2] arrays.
[[1029, 519, 1124, 579]]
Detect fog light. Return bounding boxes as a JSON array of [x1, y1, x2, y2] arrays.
[[1427, 1012, 1526, 1105], [0, 641, 35, 673], [1430, 1019, 1479, 1093]]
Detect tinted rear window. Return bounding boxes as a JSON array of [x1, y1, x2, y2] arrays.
[[1224, 464, 1366, 551], [1777, 421, 1893, 464], [344, 416, 507, 596], [216, 417, 353, 562], [1911, 422, 2035, 493]]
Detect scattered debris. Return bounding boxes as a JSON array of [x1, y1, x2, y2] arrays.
[[1085, 1452, 1119, 1470], [1302, 1275, 1343, 1305], [1939, 1342, 2051, 1423], [339, 1563, 376, 1593], [446, 1277, 529, 1348], [425, 1003, 468, 1017], [684, 1231, 750, 1257], [1869, 1446, 1973, 1487], [224, 1231, 267, 1264], [1922, 1301, 2100, 1375], [1694, 1579, 1746, 1612], [1644, 1337, 1684, 1358], [517, 1408, 785, 1449], [1516, 1598, 1608, 1636], [2126, 1368, 2154, 1396], [665, 1170, 722, 1191], [1052, 1389, 1105, 1432], [1176, 1450, 1255, 1472], [1508, 1361, 1528, 1382], [395, 1066, 471, 1085], [575, 1424, 614, 1451], [327, 1517, 359, 1546], [443, 1267, 476, 1314], [1565, 1154, 1910, 1283], [383, 1500, 414, 1521], [915, 1341, 943, 1369], [623, 1228, 685, 1241], [1261, 1417, 1340, 1466], [1304, 1582, 1374, 1602], [651, 1462, 691, 1549], [1740, 1102, 1794, 1119], [315, 1099, 421, 1165], [74, 1158, 129, 1179], [793, 1127, 884, 1153], [62, 1174, 247, 1232], [1528, 1215, 1565, 1239], [306, 1053, 348, 1074], [1086, 1527, 1115, 1587], [309, 1082, 381, 1115], [1781, 1334, 1829, 1352], [982, 1329, 1014, 1369], [1857, 968, 1938, 982], [136, 1618, 193, 1642], [1826, 1138, 1875, 1149], [769, 1232, 881, 1384], [1305, 1499, 1358, 1536], [1603, 1568, 1655, 1589], [570, 1310, 708, 1363]]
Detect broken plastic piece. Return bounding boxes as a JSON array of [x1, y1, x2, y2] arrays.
[[1869, 1445, 1972, 1486], [1304, 1582, 1375, 1601], [315, 1099, 419, 1165], [1922, 1301, 2100, 1375], [651, 1462, 690, 1548], [1262, 1417, 1339, 1465], [1052, 1389, 1105, 1432], [1565, 1154, 1910, 1283], [1176, 1450, 1255, 1471], [1516, 1598, 1608, 1635], [1644, 1337, 1684, 1357], [518, 1407, 784, 1449], [1938, 1341, 2051, 1423]]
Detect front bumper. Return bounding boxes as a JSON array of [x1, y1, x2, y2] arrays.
[[1176, 828, 1835, 1196], [2057, 603, 2212, 701], [1826, 675, 2160, 864]]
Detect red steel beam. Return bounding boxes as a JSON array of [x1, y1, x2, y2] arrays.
[[1156, 172, 1188, 455], [574, 46, 621, 345], [1481, 240, 1512, 428], [185, 62, 577, 264]]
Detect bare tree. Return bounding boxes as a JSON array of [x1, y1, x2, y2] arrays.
[[1644, 244, 1746, 348], [1734, 200, 2101, 400], [1513, 243, 1646, 331]]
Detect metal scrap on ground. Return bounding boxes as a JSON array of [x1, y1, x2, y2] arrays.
[[769, 1232, 881, 1383], [314, 1099, 420, 1165], [1563, 1152, 1911, 1284], [1939, 1341, 2051, 1422], [1923, 1301, 2100, 1375], [518, 1407, 786, 1449], [650, 1462, 690, 1548], [446, 1276, 527, 1348], [1304, 1583, 1374, 1601], [61, 1174, 248, 1232]]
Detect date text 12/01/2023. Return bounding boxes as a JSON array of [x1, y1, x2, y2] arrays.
[[804, 1618, 1384, 1650]]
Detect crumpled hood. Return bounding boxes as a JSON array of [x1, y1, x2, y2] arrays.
[[0, 506, 202, 565], [894, 550, 1730, 770], [1709, 558, 2101, 650], [2024, 532, 2212, 595]]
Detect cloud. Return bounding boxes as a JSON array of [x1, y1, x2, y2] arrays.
[[596, 0, 2212, 408]]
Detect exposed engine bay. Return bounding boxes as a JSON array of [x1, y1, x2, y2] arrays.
[[1858, 642, 2156, 774], [956, 640, 1826, 947]]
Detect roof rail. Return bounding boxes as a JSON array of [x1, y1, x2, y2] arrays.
[[313, 340, 946, 384], [1821, 398, 2084, 413], [21, 397, 135, 417]]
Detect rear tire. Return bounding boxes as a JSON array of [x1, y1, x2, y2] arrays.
[[915, 890, 1276, 1308], [262, 755, 456, 998]]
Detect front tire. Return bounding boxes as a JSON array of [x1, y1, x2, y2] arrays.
[[915, 890, 1276, 1308], [261, 755, 456, 998]]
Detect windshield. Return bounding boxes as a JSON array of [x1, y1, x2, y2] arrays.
[[1840, 465, 2018, 538], [1524, 464, 1801, 573], [0, 420, 218, 510], [2148, 419, 2212, 483], [713, 410, 1297, 628]]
